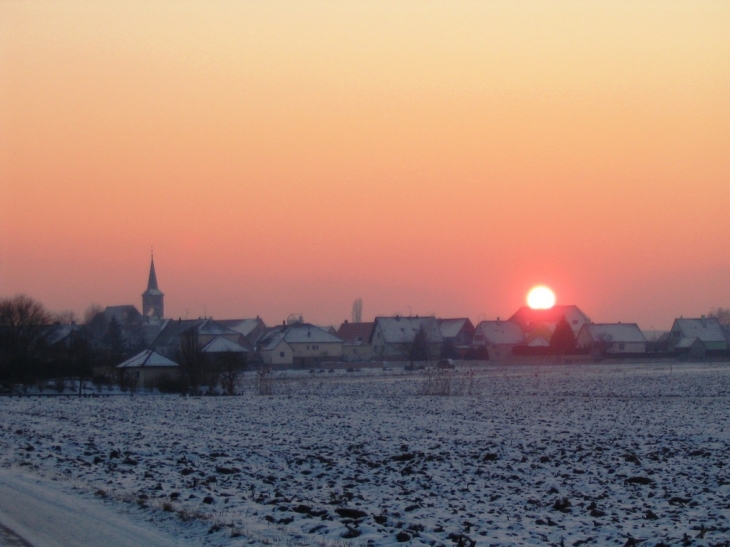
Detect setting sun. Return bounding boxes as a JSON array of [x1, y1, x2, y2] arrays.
[[527, 286, 556, 310]]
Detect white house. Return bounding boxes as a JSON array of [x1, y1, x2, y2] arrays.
[[509, 305, 591, 340], [258, 323, 343, 366], [437, 318, 475, 357], [668, 317, 728, 353], [371, 316, 443, 361], [116, 350, 180, 390], [336, 321, 375, 362], [473, 320, 526, 360], [576, 323, 647, 354]]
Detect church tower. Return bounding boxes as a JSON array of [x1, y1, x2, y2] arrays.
[[142, 254, 164, 320]]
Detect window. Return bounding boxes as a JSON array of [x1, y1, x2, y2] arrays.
[[280, 351, 285, 357], [619, 343, 625, 350]]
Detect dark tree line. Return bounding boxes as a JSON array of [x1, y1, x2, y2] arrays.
[[177, 329, 247, 395], [0, 294, 142, 390]]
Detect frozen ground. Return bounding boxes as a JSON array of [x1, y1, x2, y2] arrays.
[[0, 469, 193, 547], [1, 363, 729, 547]]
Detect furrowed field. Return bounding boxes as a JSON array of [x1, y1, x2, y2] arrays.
[[1, 363, 729, 546]]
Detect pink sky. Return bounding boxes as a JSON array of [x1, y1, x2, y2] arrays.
[[1, 1, 729, 329]]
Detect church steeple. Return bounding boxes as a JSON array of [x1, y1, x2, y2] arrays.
[[147, 256, 159, 291], [142, 253, 164, 320]]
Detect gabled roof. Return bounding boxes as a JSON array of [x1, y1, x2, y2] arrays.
[[150, 319, 239, 348], [579, 323, 647, 343], [258, 323, 343, 351], [117, 349, 178, 368], [282, 323, 343, 344], [528, 335, 550, 347], [196, 319, 240, 337], [201, 336, 248, 353], [437, 318, 474, 339], [45, 324, 81, 346], [336, 322, 375, 344], [218, 318, 266, 338], [475, 320, 526, 345], [674, 337, 704, 349], [673, 318, 726, 343], [373, 316, 443, 344], [509, 305, 591, 328]]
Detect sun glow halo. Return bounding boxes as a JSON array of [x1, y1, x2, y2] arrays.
[[527, 286, 556, 310]]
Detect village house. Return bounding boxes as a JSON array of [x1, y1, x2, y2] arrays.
[[218, 317, 268, 351], [668, 316, 728, 358], [371, 316, 443, 361], [116, 349, 180, 390], [576, 323, 647, 355], [509, 305, 591, 342], [336, 321, 375, 362], [473, 320, 526, 360], [437, 318, 475, 357], [258, 322, 344, 366], [150, 319, 244, 359]]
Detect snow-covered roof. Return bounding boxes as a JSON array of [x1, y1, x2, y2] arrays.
[[674, 337, 703, 349], [373, 317, 443, 344], [283, 323, 343, 344], [528, 335, 550, 347], [475, 321, 525, 345], [579, 323, 646, 343], [218, 318, 265, 337], [201, 336, 248, 354], [117, 350, 178, 369], [151, 319, 240, 349], [259, 323, 343, 351], [45, 325, 79, 346], [673, 318, 726, 343], [509, 305, 591, 333], [437, 318, 473, 339], [196, 319, 240, 337]]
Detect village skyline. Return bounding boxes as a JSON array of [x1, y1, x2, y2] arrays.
[[16, 255, 727, 336]]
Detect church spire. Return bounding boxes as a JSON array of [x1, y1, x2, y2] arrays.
[[147, 253, 159, 291], [142, 252, 164, 320]]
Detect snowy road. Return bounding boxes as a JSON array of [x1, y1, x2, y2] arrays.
[[0, 470, 190, 547]]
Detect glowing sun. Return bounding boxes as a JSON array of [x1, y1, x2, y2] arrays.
[[527, 286, 556, 309]]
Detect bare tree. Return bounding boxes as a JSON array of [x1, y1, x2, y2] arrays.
[[83, 303, 107, 345], [708, 307, 730, 326], [351, 298, 363, 323], [179, 328, 206, 394], [83, 304, 104, 325], [0, 294, 53, 386], [53, 310, 78, 325], [216, 352, 246, 395]]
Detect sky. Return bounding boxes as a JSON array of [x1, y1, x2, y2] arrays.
[[1, 1, 729, 330]]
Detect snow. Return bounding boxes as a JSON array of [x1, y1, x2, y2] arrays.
[[0, 469, 192, 546], [1, 362, 729, 546]]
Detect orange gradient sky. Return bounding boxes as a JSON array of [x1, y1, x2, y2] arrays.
[[1, 1, 729, 329]]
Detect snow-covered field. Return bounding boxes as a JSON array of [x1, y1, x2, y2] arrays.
[[1, 363, 729, 547]]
